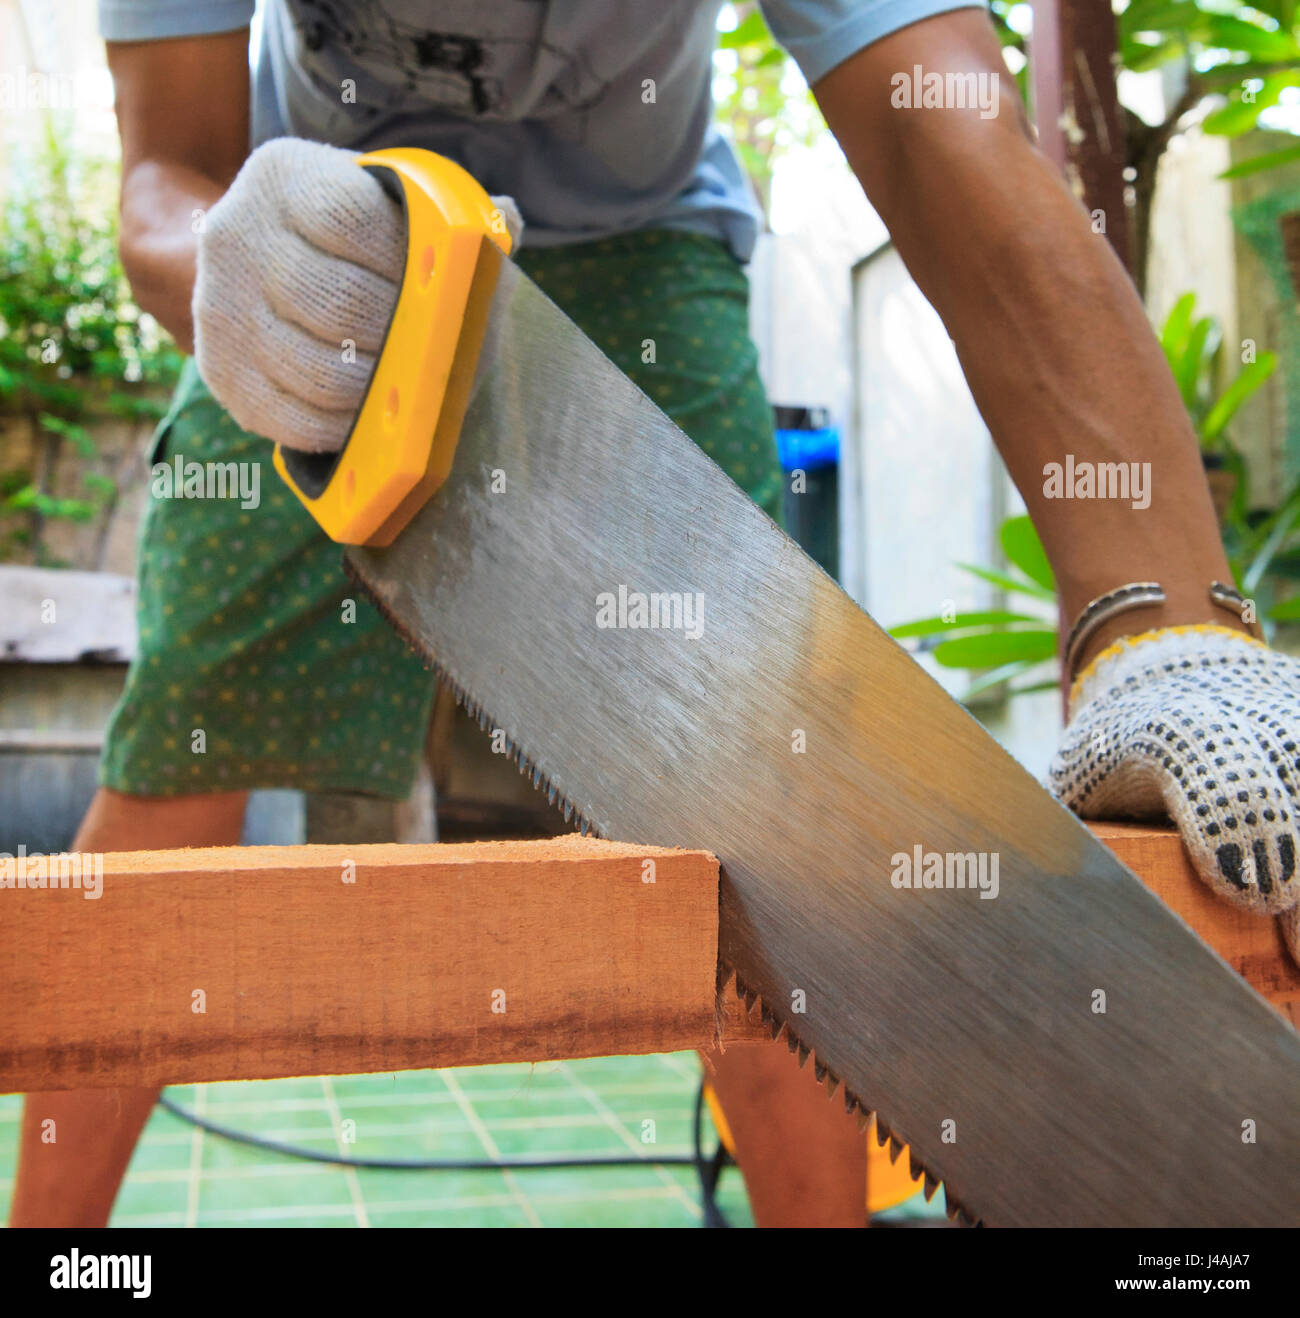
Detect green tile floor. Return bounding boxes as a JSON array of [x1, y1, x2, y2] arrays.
[[0, 1053, 758, 1228], [1, 1053, 943, 1226]]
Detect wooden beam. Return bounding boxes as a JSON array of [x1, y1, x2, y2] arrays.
[[3, 826, 1292, 1092], [1088, 823, 1300, 1028], [721, 823, 1300, 1046], [0, 837, 719, 1092]]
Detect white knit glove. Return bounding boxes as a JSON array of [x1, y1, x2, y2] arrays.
[[193, 137, 520, 453], [1050, 626, 1300, 963]]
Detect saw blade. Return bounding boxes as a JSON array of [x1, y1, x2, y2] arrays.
[[347, 260, 1300, 1227]]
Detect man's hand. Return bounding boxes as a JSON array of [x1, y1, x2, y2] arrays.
[[1051, 626, 1300, 959], [193, 139, 407, 453], [192, 139, 523, 453]]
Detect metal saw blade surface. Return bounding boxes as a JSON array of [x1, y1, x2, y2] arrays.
[[348, 261, 1300, 1226]]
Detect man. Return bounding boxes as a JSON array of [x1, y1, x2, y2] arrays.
[[12, 0, 1297, 1228]]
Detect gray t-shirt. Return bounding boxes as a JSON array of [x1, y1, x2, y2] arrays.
[[98, 0, 982, 258]]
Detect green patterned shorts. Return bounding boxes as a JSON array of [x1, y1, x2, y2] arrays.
[[101, 229, 782, 799]]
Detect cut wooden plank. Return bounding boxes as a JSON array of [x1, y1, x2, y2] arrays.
[[719, 823, 1300, 1047], [6, 825, 1291, 1093], [1088, 822, 1300, 1028], [0, 837, 719, 1092]]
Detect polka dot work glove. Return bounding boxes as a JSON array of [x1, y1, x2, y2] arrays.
[[1050, 625, 1300, 964]]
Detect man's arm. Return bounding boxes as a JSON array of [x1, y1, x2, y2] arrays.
[[812, 10, 1249, 672], [108, 31, 251, 352]]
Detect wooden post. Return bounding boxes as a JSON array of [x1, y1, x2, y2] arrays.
[[1028, 0, 1133, 274]]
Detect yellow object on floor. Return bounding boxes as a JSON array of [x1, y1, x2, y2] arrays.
[[704, 1083, 923, 1215]]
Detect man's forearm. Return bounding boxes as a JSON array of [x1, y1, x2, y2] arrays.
[[107, 30, 251, 355], [815, 14, 1252, 674], [119, 162, 227, 354], [877, 110, 1244, 663]]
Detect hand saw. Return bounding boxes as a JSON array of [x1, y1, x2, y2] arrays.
[[274, 148, 1300, 1226]]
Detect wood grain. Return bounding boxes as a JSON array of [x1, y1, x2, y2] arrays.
[[718, 824, 1300, 1046], [1088, 822, 1300, 1028], [0, 836, 719, 1092], [5, 825, 1293, 1093]]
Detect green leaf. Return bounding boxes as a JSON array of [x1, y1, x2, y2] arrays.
[[963, 659, 1042, 700], [1121, 36, 1185, 72], [954, 562, 1057, 601], [37, 412, 95, 457], [888, 610, 1041, 639], [1217, 140, 1300, 180], [1202, 353, 1277, 441], [1119, 0, 1205, 38], [1173, 315, 1215, 408], [1259, 544, 1300, 581], [2, 484, 96, 521], [1244, 496, 1300, 594], [1268, 595, 1300, 621], [999, 514, 1055, 591], [1245, 0, 1297, 26], [1202, 74, 1299, 136], [1160, 291, 1197, 364], [932, 629, 1059, 668], [1002, 678, 1063, 697], [1201, 15, 1300, 63], [717, 8, 769, 48]]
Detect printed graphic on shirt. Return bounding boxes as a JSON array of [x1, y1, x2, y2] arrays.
[[285, 0, 615, 121]]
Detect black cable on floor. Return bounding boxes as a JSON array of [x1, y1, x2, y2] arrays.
[[692, 1077, 733, 1228], [158, 1085, 733, 1209]]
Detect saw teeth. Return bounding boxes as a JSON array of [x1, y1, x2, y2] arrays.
[[336, 614, 981, 1228], [908, 1152, 924, 1182], [855, 1109, 872, 1133], [743, 989, 758, 1012], [923, 1172, 940, 1202]]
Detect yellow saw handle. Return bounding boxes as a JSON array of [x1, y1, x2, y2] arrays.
[[272, 148, 512, 546]]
